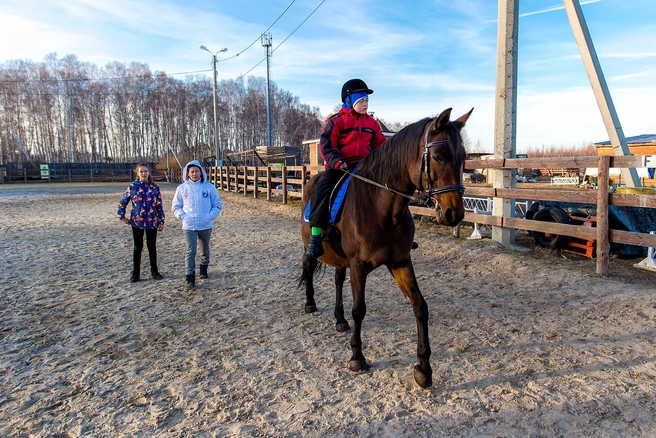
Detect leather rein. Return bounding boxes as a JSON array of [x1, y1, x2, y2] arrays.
[[343, 119, 465, 209]]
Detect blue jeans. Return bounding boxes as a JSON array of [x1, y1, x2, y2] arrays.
[[183, 229, 213, 275]]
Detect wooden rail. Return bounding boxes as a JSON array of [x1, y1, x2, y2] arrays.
[[207, 165, 323, 202]]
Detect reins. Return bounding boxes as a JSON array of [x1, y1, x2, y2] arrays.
[[343, 168, 427, 205], [342, 119, 465, 209]]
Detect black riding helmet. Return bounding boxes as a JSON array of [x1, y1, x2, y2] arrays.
[[341, 78, 374, 103]]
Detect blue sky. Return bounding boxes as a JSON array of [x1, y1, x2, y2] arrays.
[[1, 0, 654, 152]]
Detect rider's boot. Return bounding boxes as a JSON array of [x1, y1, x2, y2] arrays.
[[302, 234, 324, 263]]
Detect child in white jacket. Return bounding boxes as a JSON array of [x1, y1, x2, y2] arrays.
[[172, 160, 223, 287]]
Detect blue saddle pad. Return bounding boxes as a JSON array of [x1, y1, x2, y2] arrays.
[[304, 170, 354, 224]]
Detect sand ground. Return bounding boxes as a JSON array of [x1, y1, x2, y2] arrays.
[[0, 182, 655, 437]]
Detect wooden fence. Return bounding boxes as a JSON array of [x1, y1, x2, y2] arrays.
[[206, 156, 656, 276], [447, 155, 655, 275], [1, 162, 165, 183], [206, 165, 323, 202]]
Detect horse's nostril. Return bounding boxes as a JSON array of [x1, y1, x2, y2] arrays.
[[444, 208, 455, 224]]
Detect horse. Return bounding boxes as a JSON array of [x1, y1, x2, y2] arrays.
[[299, 107, 473, 388]]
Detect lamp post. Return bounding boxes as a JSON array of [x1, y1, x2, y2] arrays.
[[200, 45, 227, 165]]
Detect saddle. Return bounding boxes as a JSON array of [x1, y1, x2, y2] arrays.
[[303, 169, 355, 225]]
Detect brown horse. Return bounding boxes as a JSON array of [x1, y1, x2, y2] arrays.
[[299, 107, 473, 388]]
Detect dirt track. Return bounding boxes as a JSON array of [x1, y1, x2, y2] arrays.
[[0, 183, 655, 437]]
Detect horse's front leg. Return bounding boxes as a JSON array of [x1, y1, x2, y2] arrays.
[[301, 258, 317, 314], [348, 260, 371, 372], [388, 257, 432, 388], [334, 267, 350, 332]]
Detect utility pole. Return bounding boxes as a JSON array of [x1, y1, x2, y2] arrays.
[[200, 45, 227, 165], [492, 0, 518, 247], [261, 32, 273, 147]]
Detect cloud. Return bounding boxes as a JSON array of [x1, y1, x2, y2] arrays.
[[519, 0, 603, 18]]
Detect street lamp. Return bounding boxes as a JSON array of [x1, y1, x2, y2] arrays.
[[200, 45, 227, 165]]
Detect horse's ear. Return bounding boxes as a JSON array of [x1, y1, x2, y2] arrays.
[[433, 108, 452, 131], [453, 108, 474, 129]]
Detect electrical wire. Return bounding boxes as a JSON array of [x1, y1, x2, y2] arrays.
[[219, 0, 298, 63], [0, 0, 325, 85], [236, 0, 327, 80]]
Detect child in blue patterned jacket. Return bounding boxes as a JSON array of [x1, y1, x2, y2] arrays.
[[118, 163, 165, 282]]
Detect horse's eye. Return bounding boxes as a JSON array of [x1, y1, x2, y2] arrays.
[[433, 155, 443, 164]]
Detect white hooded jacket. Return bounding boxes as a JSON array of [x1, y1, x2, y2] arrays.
[[172, 160, 223, 231]]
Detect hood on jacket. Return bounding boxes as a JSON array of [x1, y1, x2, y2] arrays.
[[182, 160, 208, 183]]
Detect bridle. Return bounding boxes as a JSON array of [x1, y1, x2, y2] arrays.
[[343, 118, 465, 210], [417, 121, 465, 205]]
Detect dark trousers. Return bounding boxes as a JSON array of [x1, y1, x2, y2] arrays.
[[132, 226, 158, 274], [308, 167, 344, 229]]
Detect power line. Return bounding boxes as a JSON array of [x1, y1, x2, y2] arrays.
[[219, 0, 298, 62], [0, 0, 325, 85], [272, 0, 326, 56], [236, 0, 327, 80]]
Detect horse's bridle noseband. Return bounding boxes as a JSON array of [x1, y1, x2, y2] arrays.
[[417, 122, 465, 208]]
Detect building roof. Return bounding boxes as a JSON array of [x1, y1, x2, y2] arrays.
[[595, 134, 656, 145]]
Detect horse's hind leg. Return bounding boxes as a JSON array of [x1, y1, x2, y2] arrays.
[[334, 267, 349, 332], [388, 258, 433, 388], [348, 261, 372, 373]]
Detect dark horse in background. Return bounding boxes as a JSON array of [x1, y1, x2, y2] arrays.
[[299, 107, 473, 388]]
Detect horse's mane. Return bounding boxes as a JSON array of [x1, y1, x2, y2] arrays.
[[356, 116, 464, 195], [356, 117, 431, 182]]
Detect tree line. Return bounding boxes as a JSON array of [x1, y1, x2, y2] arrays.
[[0, 53, 324, 165]]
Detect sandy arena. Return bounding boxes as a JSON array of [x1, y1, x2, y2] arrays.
[[0, 182, 655, 437]]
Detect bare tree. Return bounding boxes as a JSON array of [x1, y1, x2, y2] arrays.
[[0, 53, 324, 165]]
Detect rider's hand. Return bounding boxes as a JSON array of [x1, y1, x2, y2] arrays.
[[338, 162, 349, 171]]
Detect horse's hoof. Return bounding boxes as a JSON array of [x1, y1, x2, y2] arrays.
[[349, 359, 369, 373], [305, 304, 317, 314], [413, 364, 433, 388], [335, 322, 350, 332]]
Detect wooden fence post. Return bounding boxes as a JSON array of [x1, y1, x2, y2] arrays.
[[243, 166, 248, 197], [282, 166, 288, 204], [596, 155, 610, 275], [266, 167, 272, 201]]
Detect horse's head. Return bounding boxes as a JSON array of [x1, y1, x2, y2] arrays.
[[419, 107, 473, 226]]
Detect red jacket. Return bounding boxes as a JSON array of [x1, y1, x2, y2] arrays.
[[320, 108, 387, 169]]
